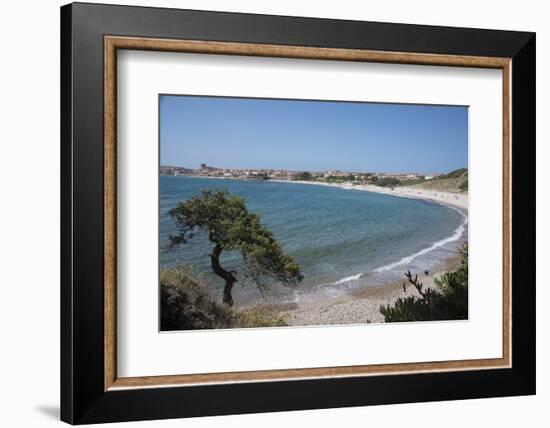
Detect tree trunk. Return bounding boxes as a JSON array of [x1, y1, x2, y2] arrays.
[[210, 243, 237, 306], [222, 281, 235, 307]]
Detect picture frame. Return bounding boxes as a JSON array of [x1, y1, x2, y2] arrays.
[[60, 2, 535, 424]]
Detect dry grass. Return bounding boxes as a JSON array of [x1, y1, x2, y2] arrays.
[[405, 170, 468, 194], [234, 304, 291, 328]]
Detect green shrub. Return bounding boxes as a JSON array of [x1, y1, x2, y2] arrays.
[[293, 171, 313, 181], [160, 267, 234, 330], [436, 168, 468, 179], [374, 177, 402, 187], [160, 267, 289, 330], [379, 244, 468, 322]]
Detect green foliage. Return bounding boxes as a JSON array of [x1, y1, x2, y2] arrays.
[[374, 177, 402, 187], [293, 171, 313, 181], [324, 174, 356, 183], [169, 189, 302, 283], [160, 267, 289, 330], [436, 168, 468, 180], [234, 305, 289, 328], [401, 168, 467, 193], [459, 177, 468, 191], [401, 177, 426, 186], [380, 244, 468, 322], [168, 190, 302, 305], [160, 267, 234, 330]]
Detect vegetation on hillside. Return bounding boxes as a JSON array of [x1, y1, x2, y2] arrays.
[[436, 168, 468, 179], [325, 174, 357, 183], [365, 168, 468, 192], [379, 244, 468, 322], [160, 267, 289, 330], [293, 171, 314, 181], [459, 176, 468, 191], [161, 267, 233, 330], [168, 190, 302, 306], [372, 177, 402, 187], [403, 168, 468, 193]]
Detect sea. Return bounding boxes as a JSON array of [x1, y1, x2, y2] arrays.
[[160, 175, 467, 306]]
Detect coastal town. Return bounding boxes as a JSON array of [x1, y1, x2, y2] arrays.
[[160, 163, 441, 185]]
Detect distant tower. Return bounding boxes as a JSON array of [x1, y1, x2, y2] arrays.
[[200, 163, 207, 169]]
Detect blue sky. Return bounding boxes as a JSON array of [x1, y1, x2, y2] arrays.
[[160, 95, 467, 174]]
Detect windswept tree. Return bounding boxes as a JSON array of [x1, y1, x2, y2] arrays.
[[168, 190, 303, 306]]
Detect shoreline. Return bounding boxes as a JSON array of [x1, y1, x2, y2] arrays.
[[271, 179, 468, 211], [282, 248, 464, 326], [167, 174, 468, 211]]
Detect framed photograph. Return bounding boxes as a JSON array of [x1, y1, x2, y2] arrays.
[[60, 2, 535, 424]]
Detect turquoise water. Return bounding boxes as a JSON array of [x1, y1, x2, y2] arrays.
[[160, 176, 467, 305]]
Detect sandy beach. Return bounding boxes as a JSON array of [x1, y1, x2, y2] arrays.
[[275, 179, 469, 210]]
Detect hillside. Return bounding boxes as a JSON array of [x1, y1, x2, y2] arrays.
[[404, 168, 468, 193]]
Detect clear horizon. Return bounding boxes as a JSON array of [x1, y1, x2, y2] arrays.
[[160, 95, 468, 174]]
